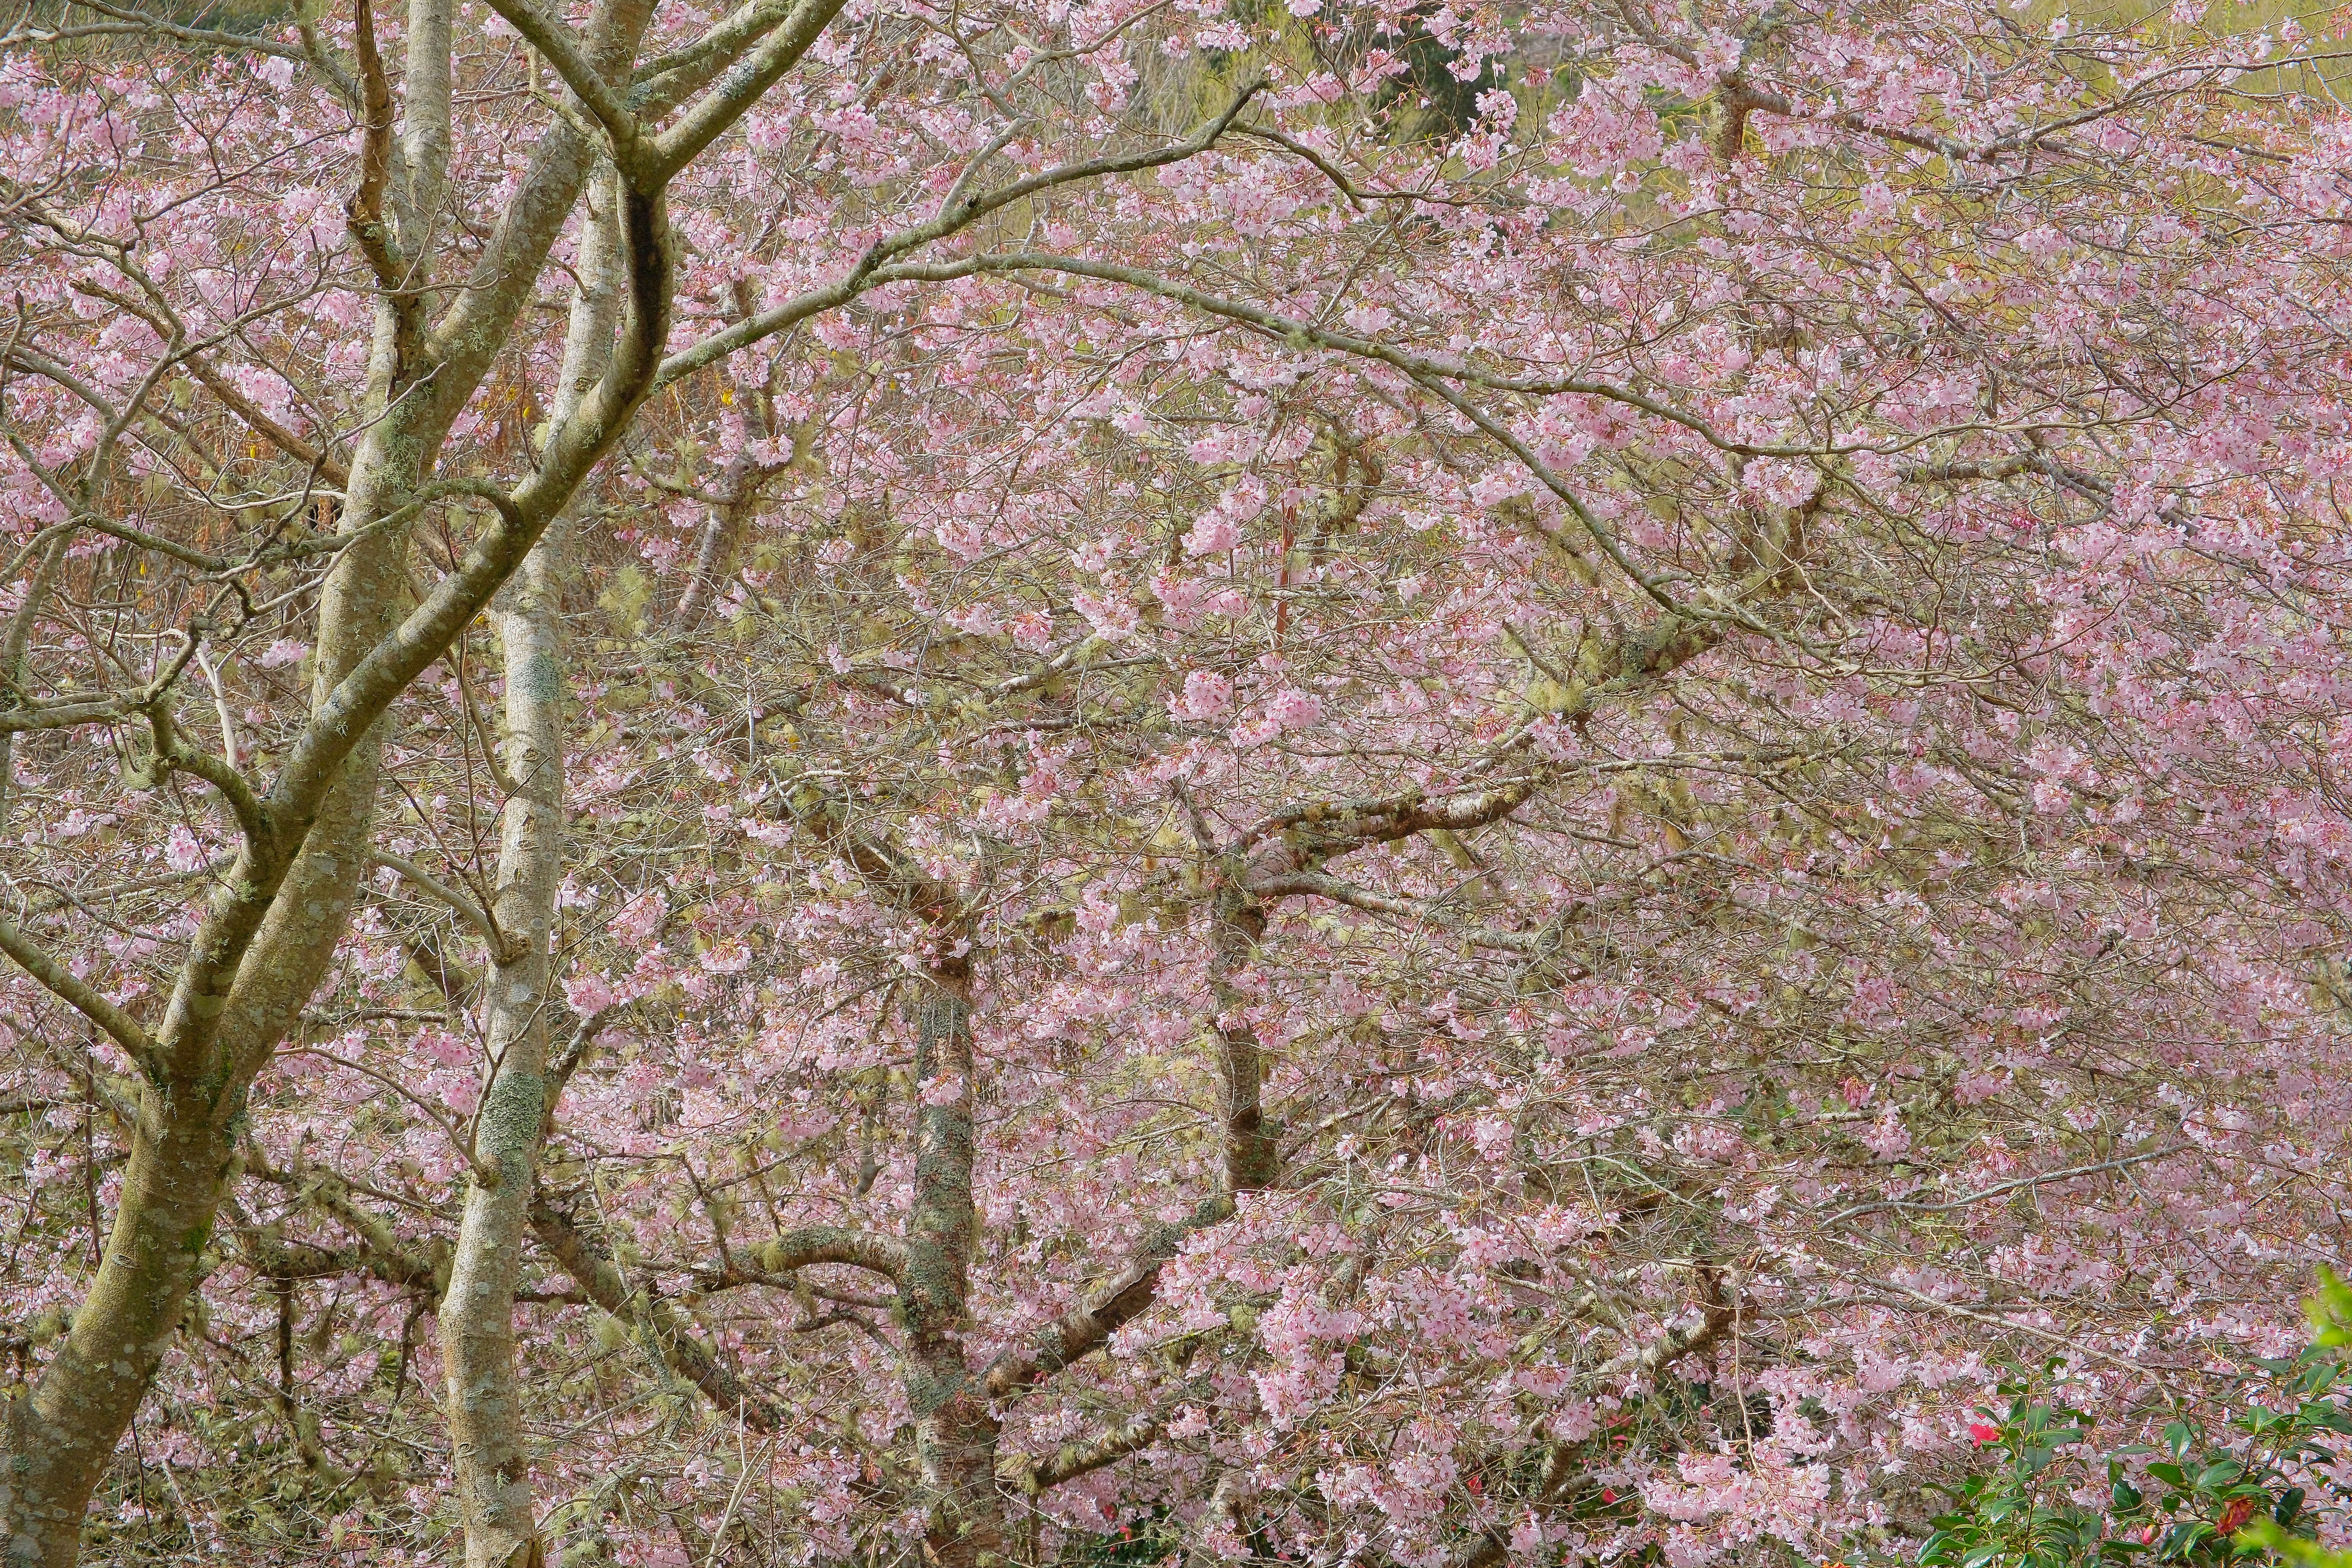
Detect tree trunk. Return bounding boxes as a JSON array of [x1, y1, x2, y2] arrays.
[[671, 459, 756, 633], [904, 957, 1007, 1568], [0, 0, 804, 1546], [2, 1108, 230, 1568], [1210, 887, 1278, 1197], [0, 438, 418, 1565], [0, 77, 608, 1562], [439, 173, 617, 1568], [436, 533, 566, 1568]]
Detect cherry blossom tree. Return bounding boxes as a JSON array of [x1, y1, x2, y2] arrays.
[[4, 0, 2352, 1565]]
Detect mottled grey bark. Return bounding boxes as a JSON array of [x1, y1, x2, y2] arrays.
[[903, 956, 1007, 1568], [438, 165, 620, 1568], [436, 533, 567, 1568], [0, 0, 1227, 1549], [1209, 886, 1278, 1197]]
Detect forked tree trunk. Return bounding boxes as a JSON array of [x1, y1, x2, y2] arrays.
[[0, 441, 419, 1567], [0, 37, 627, 1558]]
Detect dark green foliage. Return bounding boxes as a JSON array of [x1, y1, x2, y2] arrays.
[[1918, 1353, 2352, 1568], [1376, 6, 1497, 141], [1060, 1507, 1184, 1568]]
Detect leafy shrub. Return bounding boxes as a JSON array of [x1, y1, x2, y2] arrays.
[[1919, 1274, 2352, 1568]]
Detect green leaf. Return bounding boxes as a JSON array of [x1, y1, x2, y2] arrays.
[[2305, 1267, 2352, 1347], [2161, 1521, 2211, 1560]]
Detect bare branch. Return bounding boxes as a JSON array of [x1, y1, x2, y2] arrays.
[[246, 1152, 449, 1296], [1824, 1144, 2189, 1226], [1236, 776, 1546, 859], [143, 686, 269, 846], [44, 0, 311, 63], [1410, 372, 1690, 617], [0, 692, 149, 738], [655, 80, 1269, 384], [345, 0, 404, 288], [985, 1193, 1232, 1400], [885, 251, 1842, 460], [292, 1044, 494, 1178], [644, 0, 849, 181], [0, 917, 158, 1071], [371, 851, 514, 961], [530, 1195, 786, 1430], [1450, 1279, 1737, 1568], [1245, 870, 1554, 955], [477, 0, 649, 177], [1003, 1413, 1164, 1494]]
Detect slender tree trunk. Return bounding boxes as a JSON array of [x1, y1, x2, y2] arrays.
[[672, 460, 755, 633], [439, 171, 616, 1568], [0, 69, 596, 1559], [437, 535, 566, 1568], [1209, 886, 1277, 1197], [2, 1108, 227, 1566], [904, 956, 1007, 1568], [0, 536, 68, 837]]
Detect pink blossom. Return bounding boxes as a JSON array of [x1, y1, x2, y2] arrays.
[[1185, 515, 1240, 555], [1266, 688, 1323, 731], [1173, 669, 1234, 720]]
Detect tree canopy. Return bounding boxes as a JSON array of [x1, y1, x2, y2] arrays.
[[2, 0, 2352, 1564]]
